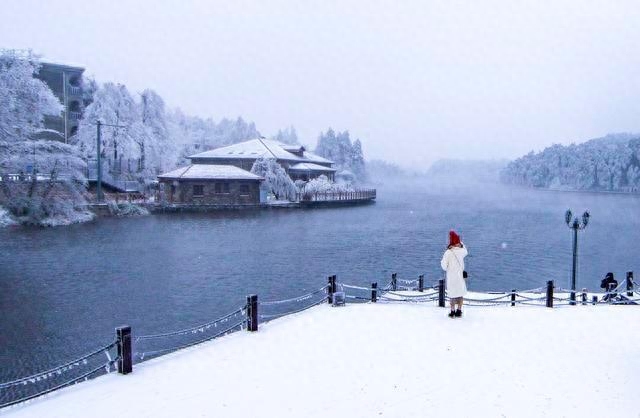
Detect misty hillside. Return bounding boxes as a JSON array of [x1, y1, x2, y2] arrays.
[[501, 133, 640, 192]]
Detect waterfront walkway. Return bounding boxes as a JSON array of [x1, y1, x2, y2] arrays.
[[3, 302, 639, 418]]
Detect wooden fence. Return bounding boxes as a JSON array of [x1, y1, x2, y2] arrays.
[[297, 189, 376, 202]]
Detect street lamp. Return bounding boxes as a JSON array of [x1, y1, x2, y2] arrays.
[[565, 209, 590, 305]]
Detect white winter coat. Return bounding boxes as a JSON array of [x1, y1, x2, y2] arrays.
[[440, 244, 468, 298]]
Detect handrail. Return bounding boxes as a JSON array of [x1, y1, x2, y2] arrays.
[[0, 340, 117, 389]]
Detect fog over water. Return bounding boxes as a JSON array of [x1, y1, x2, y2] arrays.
[[1, 182, 638, 389], [3, 1, 640, 166]]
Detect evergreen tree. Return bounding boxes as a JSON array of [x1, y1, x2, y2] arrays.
[[314, 128, 367, 182]]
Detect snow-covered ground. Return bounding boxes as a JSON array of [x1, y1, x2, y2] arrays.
[[2, 302, 639, 418]]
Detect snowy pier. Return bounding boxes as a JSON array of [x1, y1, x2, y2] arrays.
[[2, 274, 639, 417], [2, 299, 640, 418]]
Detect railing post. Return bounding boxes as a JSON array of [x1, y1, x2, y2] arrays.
[[327, 275, 336, 304], [581, 288, 587, 305], [371, 282, 378, 302], [391, 273, 397, 291], [438, 279, 445, 307], [627, 271, 634, 297], [115, 326, 132, 375], [246, 294, 258, 332], [418, 275, 424, 292], [511, 289, 516, 307], [546, 280, 554, 308]]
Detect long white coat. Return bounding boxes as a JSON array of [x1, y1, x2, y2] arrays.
[[440, 245, 468, 298]]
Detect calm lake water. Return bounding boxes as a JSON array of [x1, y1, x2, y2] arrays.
[[1, 181, 639, 391]]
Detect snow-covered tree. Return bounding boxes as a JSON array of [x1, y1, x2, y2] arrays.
[[301, 174, 354, 194], [139, 89, 176, 176], [271, 126, 299, 144], [250, 157, 296, 201], [75, 83, 177, 181], [0, 50, 62, 141], [314, 128, 367, 182], [167, 112, 261, 166], [75, 82, 145, 179], [0, 49, 90, 225], [501, 133, 640, 192]]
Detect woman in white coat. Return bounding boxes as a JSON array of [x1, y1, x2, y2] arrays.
[[441, 230, 468, 318]]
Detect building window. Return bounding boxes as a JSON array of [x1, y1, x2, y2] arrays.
[[239, 184, 250, 195], [193, 185, 204, 197], [68, 75, 81, 87], [214, 183, 230, 194]]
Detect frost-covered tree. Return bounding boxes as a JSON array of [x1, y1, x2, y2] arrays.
[[350, 139, 366, 180], [167, 112, 261, 166], [250, 157, 296, 201], [0, 50, 62, 140], [314, 128, 367, 182], [0, 49, 90, 225], [75, 82, 145, 179], [315, 128, 339, 163], [501, 133, 640, 192], [139, 89, 176, 176], [299, 175, 354, 200], [271, 125, 299, 144], [75, 84, 177, 181]]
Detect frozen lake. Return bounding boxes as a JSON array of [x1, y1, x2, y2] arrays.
[[1, 181, 639, 395]]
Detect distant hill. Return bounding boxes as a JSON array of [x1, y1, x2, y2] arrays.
[[501, 133, 640, 192]]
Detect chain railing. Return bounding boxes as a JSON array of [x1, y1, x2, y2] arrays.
[[259, 285, 329, 322], [336, 271, 638, 308], [134, 307, 247, 361], [1, 271, 636, 410], [0, 340, 119, 409]]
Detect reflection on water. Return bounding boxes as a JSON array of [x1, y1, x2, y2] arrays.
[[0, 182, 638, 382]]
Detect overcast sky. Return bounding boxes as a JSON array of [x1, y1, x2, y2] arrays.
[[3, 0, 640, 167]]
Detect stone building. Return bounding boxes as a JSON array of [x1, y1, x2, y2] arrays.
[[157, 164, 263, 205]]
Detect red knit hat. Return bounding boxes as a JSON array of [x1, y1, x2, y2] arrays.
[[449, 230, 461, 247]]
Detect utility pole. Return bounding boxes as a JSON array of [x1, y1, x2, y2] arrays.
[[96, 120, 102, 202], [95, 120, 126, 203], [565, 209, 590, 305]]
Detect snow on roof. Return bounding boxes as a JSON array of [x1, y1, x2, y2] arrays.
[[188, 139, 334, 165], [189, 139, 306, 162], [281, 144, 305, 153], [288, 162, 337, 172], [336, 169, 355, 176], [5, 301, 639, 417], [301, 150, 333, 164], [157, 164, 263, 181]]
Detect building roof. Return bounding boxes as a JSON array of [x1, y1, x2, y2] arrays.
[[189, 139, 334, 165], [158, 164, 263, 181], [300, 150, 333, 165], [289, 163, 337, 172], [40, 62, 85, 73], [336, 169, 355, 177], [281, 144, 305, 153]]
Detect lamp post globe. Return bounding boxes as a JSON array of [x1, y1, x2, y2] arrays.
[[565, 209, 590, 305]]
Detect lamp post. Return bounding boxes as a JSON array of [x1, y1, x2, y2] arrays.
[[565, 209, 590, 305]]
